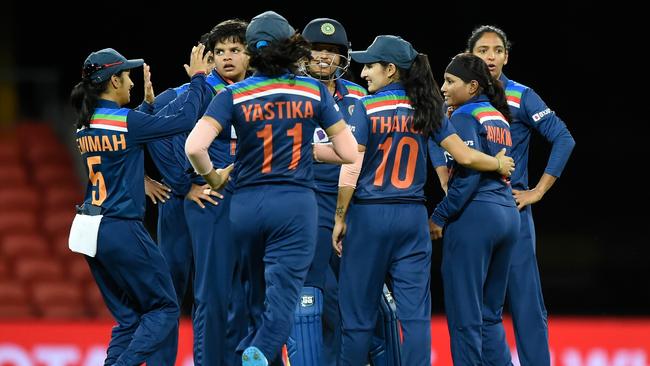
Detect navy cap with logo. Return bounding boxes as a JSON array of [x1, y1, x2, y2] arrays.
[[246, 11, 295, 50], [350, 35, 418, 69], [82, 48, 143, 84], [302, 18, 349, 52]]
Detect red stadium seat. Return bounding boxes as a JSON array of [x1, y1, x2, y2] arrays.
[[0, 280, 33, 318], [66, 254, 93, 284], [0, 210, 38, 235], [0, 142, 20, 163], [14, 258, 64, 283], [15, 122, 57, 142], [0, 164, 27, 186], [31, 280, 87, 318], [43, 208, 75, 237], [0, 233, 48, 259], [51, 233, 72, 258], [44, 187, 83, 209], [34, 165, 78, 186], [0, 259, 9, 280], [0, 186, 39, 211]]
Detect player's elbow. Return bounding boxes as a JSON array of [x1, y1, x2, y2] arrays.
[[184, 138, 202, 159], [454, 152, 473, 167]]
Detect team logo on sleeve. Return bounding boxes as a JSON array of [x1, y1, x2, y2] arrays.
[[313, 128, 329, 143], [532, 108, 552, 122], [348, 105, 355, 115]]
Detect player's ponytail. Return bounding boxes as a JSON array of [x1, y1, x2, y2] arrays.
[[400, 53, 444, 137], [247, 34, 311, 77], [70, 78, 109, 129], [485, 78, 511, 122]]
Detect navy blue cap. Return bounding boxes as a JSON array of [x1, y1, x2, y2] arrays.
[[350, 35, 418, 69], [83, 48, 143, 83], [246, 11, 295, 50], [302, 18, 349, 51]]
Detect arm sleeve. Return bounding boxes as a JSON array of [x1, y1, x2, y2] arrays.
[[430, 113, 482, 227], [185, 118, 222, 175], [128, 74, 211, 144], [428, 138, 448, 168], [338, 151, 364, 188], [522, 88, 576, 177]]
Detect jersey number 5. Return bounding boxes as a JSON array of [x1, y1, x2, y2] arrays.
[[374, 136, 418, 189], [256, 123, 302, 173], [86, 156, 107, 205]]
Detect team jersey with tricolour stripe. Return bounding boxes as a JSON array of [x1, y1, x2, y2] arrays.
[[349, 82, 455, 203], [312, 78, 367, 194], [204, 73, 343, 189], [431, 95, 515, 227], [501, 74, 575, 190], [75, 74, 211, 219]]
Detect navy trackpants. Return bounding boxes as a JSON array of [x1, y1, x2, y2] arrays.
[[231, 185, 317, 364], [304, 191, 340, 366], [441, 200, 519, 366], [338, 203, 432, 366], [185, 191, 239, 366], [149, 194, 193, 366], [482, 205, 550, 366], [86, 217, 179, 366]]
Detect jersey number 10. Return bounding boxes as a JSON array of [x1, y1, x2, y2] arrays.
[[374, 136, 418, 189]]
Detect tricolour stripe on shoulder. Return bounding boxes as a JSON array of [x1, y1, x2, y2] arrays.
[[505, 81, 526, 109], [471, 106, 509, 126], [362, 93, 412, 115], [90, 108, 129, 132], [342, 81, 367, 99], [231, 78, 321, 104]]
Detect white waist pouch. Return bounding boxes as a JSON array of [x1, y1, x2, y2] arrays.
[[68, 214, 103, 257]]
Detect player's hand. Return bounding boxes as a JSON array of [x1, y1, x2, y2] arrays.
[[512, 188, 543, 210], [446, 106, 455, 118], [144, 176, 171, 204], [143, 63, 155, 104], [429, 219, 443, 240], [332, 220, 346, 257], [185, 183, 223, 209], [203, 164, 234, 192], [495, 148, 515, 177], [184, 43, 213, 77]]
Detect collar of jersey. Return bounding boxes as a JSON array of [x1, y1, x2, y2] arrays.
[[97, 99, 120, 109], [374, 81, 404, 94]]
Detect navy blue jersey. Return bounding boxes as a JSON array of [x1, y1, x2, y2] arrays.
[[146, 70, 236, 195], [350, 83, 455, 203], [312, 79, 367, 194], [431, 96, 515, 227], [501, 74, 575, 190], [75, 74, 210, 219], [427, 118, 453, 169], [204, 73, 343, 189]]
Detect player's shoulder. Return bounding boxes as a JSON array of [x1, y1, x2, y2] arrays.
[[339, 79, 367, 99]]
